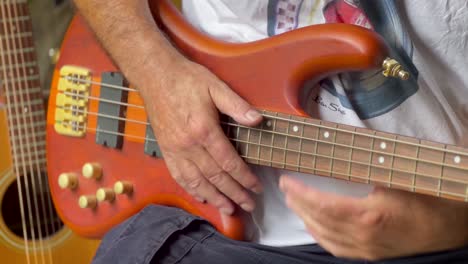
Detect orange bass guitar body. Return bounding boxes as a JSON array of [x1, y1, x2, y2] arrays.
[[46, 0, 388, 240]]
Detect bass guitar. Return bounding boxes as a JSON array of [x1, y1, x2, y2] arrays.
[[0, 0, 98, 263], [46, 0, 468, 241]]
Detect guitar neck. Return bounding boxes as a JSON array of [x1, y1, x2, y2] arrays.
[[0, 0, 46, 170], [222, 111, 468, 202]]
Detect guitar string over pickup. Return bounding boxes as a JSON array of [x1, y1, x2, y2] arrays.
[[382, 58, 409, 80], [55, 65, 92, 137]]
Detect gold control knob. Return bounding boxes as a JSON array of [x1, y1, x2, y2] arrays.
[[82, 163, 102, 180], [78, 195, 97, 209], [114, 181, 133, 195], [58, 173, 78, 189], [96, 188, 115, 202]]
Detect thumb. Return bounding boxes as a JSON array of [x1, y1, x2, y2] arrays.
[[210, 82, 263, 126]]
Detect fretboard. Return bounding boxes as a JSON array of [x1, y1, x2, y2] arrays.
[[0, 0, 46, 171], [222, 111, 468, 202]]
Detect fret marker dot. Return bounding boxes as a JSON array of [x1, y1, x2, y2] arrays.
[[23, 107, 28, 113], [454, 156, 461, 164], [378, 156, 385, 164], [266, 121, 272, 127], [293, 125, 299, 132], [323, 131, 330, 139], [380, 142, 387, 150], [29, 68, 34, 74]]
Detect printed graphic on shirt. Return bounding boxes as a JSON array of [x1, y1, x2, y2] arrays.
[[267, 0, 304, 35], [268, 0, 420, 120]]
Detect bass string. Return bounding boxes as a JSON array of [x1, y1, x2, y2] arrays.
[[59, 76, 468, 157], [59, 105, 468, 173], [58, 121, 468, 190]]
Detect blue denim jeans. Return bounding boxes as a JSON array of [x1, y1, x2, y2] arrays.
[[92, 205, 468, 264]]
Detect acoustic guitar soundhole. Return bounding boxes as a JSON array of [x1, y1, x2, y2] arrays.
[[1, 172, 64, 240]]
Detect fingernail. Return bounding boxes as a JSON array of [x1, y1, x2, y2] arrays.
[[279, 176, 288, 192], [245, 110, 261, 122], [251, 184, 263, 194], [240, 203, 254, 212], [220, 207, 234, 216]]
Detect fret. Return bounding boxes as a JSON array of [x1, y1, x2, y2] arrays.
[[12, 140, 46, 151], [3, 74, 39, 83], [370, 132, 396, 187], [9, 129, 45, 139], [439, 145, 448, 197], [13, 161, 47, 175], [413, 140, 445, 196], [6, 97, 42, 107], [243, 115, 261, 165], [11, 149, 46, 161], [270, 112, 288, 169], [282, 115, 289, 170], [285, 115, 304, 171], [442, 145, 468, 200], [349, 128, 373, 184], [4, 86, 41, 97], [366, 131, 376, 184], [347, 127, 356, 181], [0, 61, 36, 71], [0, 31, 32, 40], [7, 108, 44, 119], [332, 124, 355, 181], [9, 120, 45, 132], [413, 143, 420, 192], [0, 46, 34, 56], [0, 15, 29, 24], [299, 117, 320, 174], [315, 121, 337, 177], [391, 135, 419, 192], [258, 111, 275, 166]]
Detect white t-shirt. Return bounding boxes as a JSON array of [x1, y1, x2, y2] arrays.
[[181, 0, 468, 246]]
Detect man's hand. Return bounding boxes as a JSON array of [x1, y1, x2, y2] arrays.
[[279, 176, 468, 261], [144, 58, 263, 215], [73, 0, 263, 216]]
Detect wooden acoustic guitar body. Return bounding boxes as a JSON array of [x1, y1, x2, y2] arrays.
[[46, 0, 389, 240], [0, 1, 99, 262], [0, 109, 99, 263]]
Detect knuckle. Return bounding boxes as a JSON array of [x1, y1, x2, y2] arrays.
[[206, 172, 225, 185], [359, 210, 385, 229], [222, 158, 238, 173], [185, 176, 203, 190], [184, 114, 211, 143]]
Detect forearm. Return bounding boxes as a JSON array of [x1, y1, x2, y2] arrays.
[[73, 0, 184, 92]]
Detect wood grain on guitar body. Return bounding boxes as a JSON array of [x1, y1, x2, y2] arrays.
[[46, 0, 467, 241], [0, 0, 99, 263]]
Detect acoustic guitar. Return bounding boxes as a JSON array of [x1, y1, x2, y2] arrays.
[[46, 0, 468, 241], [0, 1, 98, 263]]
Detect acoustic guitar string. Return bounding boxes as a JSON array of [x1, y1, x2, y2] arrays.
[[11, 2, 55, 263], [0, 2, 33, 263]]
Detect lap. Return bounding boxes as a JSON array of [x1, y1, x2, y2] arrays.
[[92, 205, 468, 264]]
